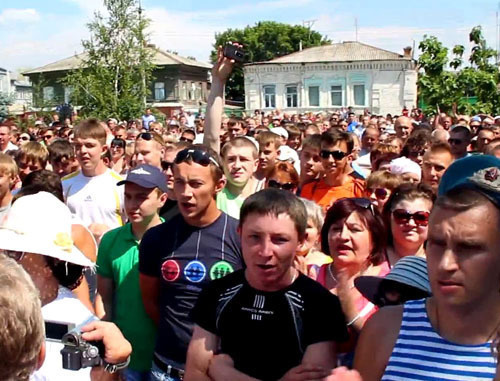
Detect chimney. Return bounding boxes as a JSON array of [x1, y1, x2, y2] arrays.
[[403, 46, 412, 58]]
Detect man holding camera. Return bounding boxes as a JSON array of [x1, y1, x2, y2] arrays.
[[0, 192, 131, 380]]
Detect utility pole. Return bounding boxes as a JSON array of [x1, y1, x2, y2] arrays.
[[138, 0, 146, 108], [302, 19, 317, 42]]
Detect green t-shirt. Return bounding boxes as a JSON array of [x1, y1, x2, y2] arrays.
[[216, 187, 245, 220], [97, 221, 162, 371]]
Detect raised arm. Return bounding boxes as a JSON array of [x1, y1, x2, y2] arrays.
[[203, 44, 238, 154]]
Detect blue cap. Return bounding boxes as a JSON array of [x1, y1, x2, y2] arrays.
[[438, 155, 500, 208], [118, 164, 168, 193], [355, 256, 431, 304], [471, 116, 482, 122]]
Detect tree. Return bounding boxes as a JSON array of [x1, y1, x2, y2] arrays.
[[418, 26, 500, 115], [64, 0, 155, 120], [211, 21, 331, 101], [0, 92, 13, 123]]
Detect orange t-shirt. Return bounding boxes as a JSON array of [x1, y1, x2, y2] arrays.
[[301, 175, 365, 212]]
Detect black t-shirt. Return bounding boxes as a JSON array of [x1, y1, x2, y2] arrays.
[[159, 198, 179, 223], [139, 212, 243, 365], [191, 270, 348, 381]]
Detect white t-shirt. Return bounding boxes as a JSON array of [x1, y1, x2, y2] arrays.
[[62, 169, 125, 229], [31, 287, 95, 381]]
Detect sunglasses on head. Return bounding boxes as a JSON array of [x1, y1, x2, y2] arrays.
[[448, 138, 463, 145], [161, 160, 174, 171], [392, 209, 430, 227], [174, 148, 220, 168], [138, 132, 154, 141], [0, 249, 25, 262], [334, 197, 375, 214], [267, 179, 295, 191], [320, 150, 347, 160]]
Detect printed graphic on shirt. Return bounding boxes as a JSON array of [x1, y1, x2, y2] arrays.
[[210, 261, 235, 280], [161, 259, 181, 282], [184, 260, 207, 283]]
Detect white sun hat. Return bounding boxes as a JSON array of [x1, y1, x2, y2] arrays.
[[0, 192, 94, 267]]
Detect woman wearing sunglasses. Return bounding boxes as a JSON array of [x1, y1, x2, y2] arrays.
[[383, 183, 435, 267], [265, 161, 299, 194], [365, 170, 402, 213], [316, 198, 390, 365], [109, 138, 127, 174]]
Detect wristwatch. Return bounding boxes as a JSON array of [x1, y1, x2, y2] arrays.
[[103, 356, 131, 373]]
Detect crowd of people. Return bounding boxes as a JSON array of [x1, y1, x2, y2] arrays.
[[0, 46, 500, 381]]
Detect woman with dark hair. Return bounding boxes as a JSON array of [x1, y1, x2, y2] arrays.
[[382, 183, 435, 266], [110, 137, 127, 173], [314, 198, 390, 366]]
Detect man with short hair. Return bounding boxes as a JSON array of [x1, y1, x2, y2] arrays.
[[142, 108, 156, 130], [448, 125, 471, 159], [48, 139, 80, 178], [14, 141, 49, 182], [114, 125, 127, 140], [217, 137, 259, 219], [355, 155, 500, 381], [0, 124, 17, 153], [41, 127, 56, 146], [227, 118, 247, 139], [255, 131, 281, 182], [297, 134, 323, 194], [394, 116, 413, 142], [476, 127, 495, 154], [180, 129, 196, 144], [185, 189, 348, 381], [134, 131, 165, 169], [98, 164, 168, 380], [301, 131, 365, 211], [421, 142, 454, 193], [139, 145, 243, 380]]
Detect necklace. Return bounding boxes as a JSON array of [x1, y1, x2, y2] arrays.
[[328, 264, 337, 284]]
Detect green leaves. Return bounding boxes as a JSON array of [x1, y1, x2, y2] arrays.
[[211, 21, 330, 101], [63, 0, 154, 120], [417, 27, 500, 115]]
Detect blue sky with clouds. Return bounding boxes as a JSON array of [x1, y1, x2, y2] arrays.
[[1, 0, 499, 73]]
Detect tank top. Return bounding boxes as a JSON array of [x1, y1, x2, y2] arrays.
[[382, 299, 497, 381]]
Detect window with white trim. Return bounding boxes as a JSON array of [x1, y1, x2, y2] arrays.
[[353, 84, 366, 106], [330, 85, 343, 106], [285, 85, 298, 108], [154, 82, 165, 100], [263, 85, 276, 108], [43, 86, 54, 101], [308, 86, 320, 107]]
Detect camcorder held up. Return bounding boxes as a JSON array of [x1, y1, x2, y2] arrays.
[[60, 316, 104, 371], [223, 44, 245, 63]]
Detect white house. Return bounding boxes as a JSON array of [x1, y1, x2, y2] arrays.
[[0, 67, 32, 114], [243, 41, 417, 116]]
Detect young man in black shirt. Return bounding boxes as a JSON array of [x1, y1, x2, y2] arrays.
[[185, 188, 348, 381], [139, 145, 243, 381]]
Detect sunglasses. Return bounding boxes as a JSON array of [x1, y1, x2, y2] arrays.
[[408, 150, 426, 158], [334, 198, 375, 215], [42, 134, 54, 140], [448, 138, 463, 145], [392, 209, 430, 227], [267, 179, 295, 191], [0, 249, 25, 262], [161, 160, 174, 171], [180, 136, 194, 143], [137, 132, 153, 140], [320, 150, 347, 160], [367, 187, 389, 199], [174, 148, 220, 168], [19, 136, 30, 141]]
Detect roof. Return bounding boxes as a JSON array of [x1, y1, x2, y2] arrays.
[[23, 46, 210, 75], [250, 41, 410, 65]]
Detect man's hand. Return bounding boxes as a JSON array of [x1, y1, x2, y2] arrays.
[[211, 43, 241, 84], [81, 321, 131, 365], [208, 354, 235, 381], [278, 364, 331, 381], [325, 367, 363, 381]]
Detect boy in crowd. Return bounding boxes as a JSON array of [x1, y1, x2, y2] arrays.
[[48, 139, 80, 178], [301, 131, 365, 211], [14, 141, 48, 183], [297, 134, 323, 195], [185, 189, 348, 381], [216, 136, 259, 219], [255, 131, 281, 182], [139, 145, 243, 381], [63, 118, 125, 242], [421, 142, 454, 194], [134, 131, 165, 169], [0, 153, 17, 222], [98, 164, 168, 381]]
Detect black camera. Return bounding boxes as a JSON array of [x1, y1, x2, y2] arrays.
[[60, 317, 104, 371], [223, 44, 245, 63]]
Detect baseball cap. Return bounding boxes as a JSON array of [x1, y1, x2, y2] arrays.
[[118, 164, 168, 193], [471, 116, 482, 123], [0, 192, 94, 267], [355, 256, 431, 305], [389, 157, 421, 181], [438, 155, 500, 208], [271, 127, 289, 140]]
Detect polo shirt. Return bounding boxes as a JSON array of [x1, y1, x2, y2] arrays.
[[97, 221, 162, 371]]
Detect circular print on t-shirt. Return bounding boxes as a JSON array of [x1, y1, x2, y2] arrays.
[[184, 260, 207, 283], [210, 261, 235, 280], [161, 259, 181, 282]]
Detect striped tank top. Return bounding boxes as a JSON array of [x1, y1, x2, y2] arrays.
[[382, 299, 497, 381]]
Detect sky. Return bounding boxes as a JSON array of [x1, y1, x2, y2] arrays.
[[1, 0, 499, 75]]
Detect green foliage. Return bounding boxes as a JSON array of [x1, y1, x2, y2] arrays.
[[63, 0, 155, 120], [211, 21, 330, 101], [0, 92, 13, 122], [418, 26, 500, 115]]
